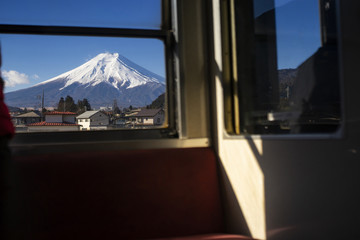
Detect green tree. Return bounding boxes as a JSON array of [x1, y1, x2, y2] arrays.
[[76, 98, 91, 114], [77, 100, 84, 114], [114, 106, 121, 114], [149, 93, 165, 109], [113, 99, 121, 114], [57, 97, 65, 112], [77, 98, 91, 114], [65, 95, 77, 112], [82, 98, 91, 111]]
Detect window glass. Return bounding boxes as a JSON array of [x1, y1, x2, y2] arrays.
[[234, 0, 340, 134], [0, 0, 162, 29], [1, 34, 167, 132]]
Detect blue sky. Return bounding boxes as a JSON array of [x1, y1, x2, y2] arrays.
[[0, 0, 161, 29], [1, 0, 322, 92], [0, 0, 164, 93], [255, 0, 321, 69], [0, 35, 166, 93], [274, 0, 321, 69]]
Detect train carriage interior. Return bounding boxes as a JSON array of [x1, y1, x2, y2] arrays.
[[1, 0, 360, 239]]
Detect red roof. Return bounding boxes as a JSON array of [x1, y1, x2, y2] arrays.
[[27, 121, 80, 126], [45, 111, 76, 115]]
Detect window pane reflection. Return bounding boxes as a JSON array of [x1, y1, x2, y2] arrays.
[[236, 0, 340, 134]]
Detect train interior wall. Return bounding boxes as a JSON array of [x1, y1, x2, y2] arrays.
[[210, 0, 360, 239], [3, 0, 360, 239]]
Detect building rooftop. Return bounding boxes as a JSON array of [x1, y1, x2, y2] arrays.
[[27, 121, 80, 126], [76, 110, 99, 119], [135, 109, 163, 117], [13, 111, 40, 118]]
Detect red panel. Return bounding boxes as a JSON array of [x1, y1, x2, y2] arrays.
[[44, 111, 76, 115], [151, 233, 257, 240], [5, 148, 224, 240]]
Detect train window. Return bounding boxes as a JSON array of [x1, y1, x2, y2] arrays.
[[1, 0, 177, 143], [1, 34, 167, 132], [223, 0, 341, 135]]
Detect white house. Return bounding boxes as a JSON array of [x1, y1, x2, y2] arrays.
[[27, 111, 80, 132], [76, 110, 110, 130], [134, 108, 165, 126]]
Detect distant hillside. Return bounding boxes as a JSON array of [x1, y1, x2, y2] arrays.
[[278, 68, 297, 99], [148, 93, 165, 109], [7, 105, 21, 112], [278, 68, 297, 84]]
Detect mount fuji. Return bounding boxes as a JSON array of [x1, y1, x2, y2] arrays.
[[4, 52, 166, 108]]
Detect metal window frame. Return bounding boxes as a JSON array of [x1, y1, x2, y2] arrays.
[[1, 0, 180, 147], [220, 0, 344, 138]]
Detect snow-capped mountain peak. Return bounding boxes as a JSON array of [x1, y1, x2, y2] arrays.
[[6, 52, 166, 108], [35, 52, 165, 91]]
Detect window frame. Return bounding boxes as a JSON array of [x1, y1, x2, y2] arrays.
[[1, 0, 179, 146], [220, 0, 344, 138]]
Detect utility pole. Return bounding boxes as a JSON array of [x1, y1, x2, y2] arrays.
[[41, 89, 45, 121], [42, 89, 44, 111]]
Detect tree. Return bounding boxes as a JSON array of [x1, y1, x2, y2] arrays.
[[82, 98, 91, 111], [77, 100, 84, 114], [56, 96, 91, 113], [57, 97, 65, 112], [114, 106, 121, 114], [65, 95, 77, 112], [76, 98, 92, 114], [113, 99, 121, 114]]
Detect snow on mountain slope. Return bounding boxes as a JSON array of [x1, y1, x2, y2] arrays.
[[35, 52, 165, 90]]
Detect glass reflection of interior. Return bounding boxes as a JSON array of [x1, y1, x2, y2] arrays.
[[236, 0, 340, 134]]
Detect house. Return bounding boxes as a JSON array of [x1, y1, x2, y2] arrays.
[[99, 106, 112, 111], [12, 111, 41, 126], [134, 108, 165, 126], [114, 118, 126, 127], [12, 111, 42, 132], [124, 109, 140, 123], [76, 110, 109, 130], [27, 111, 80, 132]]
